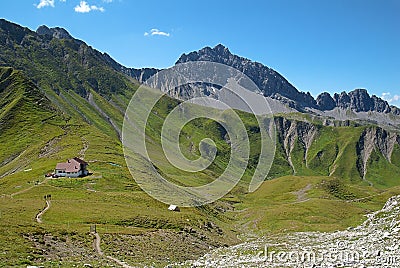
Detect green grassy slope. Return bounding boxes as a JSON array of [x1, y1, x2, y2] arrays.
[[0, 19, 139, 141], [0, 67, 65, 174], [0, 67, 240, 267]]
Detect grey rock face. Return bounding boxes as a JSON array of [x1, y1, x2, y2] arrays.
[[333, 91, 351, 109], [316, 92, 336, 110], [348, 89, 374, 111], [327, 89, 393, 113], [356, 127, 399, 180], [36, 25, 74, 40], [127, 68, 159, 83], [274, 117, 319, 174], [392, 106, 400, 115]]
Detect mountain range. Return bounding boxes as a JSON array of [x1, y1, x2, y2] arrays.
[[176, 44, 400, 115], [3, 19, 398, 119], [1, 18, 400, 267]]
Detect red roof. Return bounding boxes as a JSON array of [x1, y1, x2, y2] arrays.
[[72, 157, 88, 165], [55, 158, 87, 173]]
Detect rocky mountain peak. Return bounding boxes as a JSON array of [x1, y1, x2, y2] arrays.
[[316, 92, 336, 110], [176, 44, 317, 109], [176, 44, 234, 65], [36, 25, 73, 40], [214, 43, 230, 53]]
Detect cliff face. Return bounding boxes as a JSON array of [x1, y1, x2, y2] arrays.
[[356, 127, 399, 180], [274, 117, 318, 174]]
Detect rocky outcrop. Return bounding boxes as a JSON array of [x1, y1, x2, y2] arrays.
[[35, 23, 159, 85], [392, 106, 400, 115], [356, 127, 399, 179], [274, 118, 399, 180], [37, 25, 74, 40], [322, 119, 359, 127], [316, 92, 336, 110], [275, 118, 297, 174], [297, 122, 318, 168], [275, 118, 319, 174], [375, 129, 398, 163], [0, 19, 32, 45], [356, 129, 377, 182], [317, 89, 395, 114], [337, 89, 375, 111], [126, 68, 159, 83]]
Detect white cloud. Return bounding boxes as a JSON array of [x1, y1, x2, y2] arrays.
[[74, 1, 105, 13], [91, 5, 105, 12], [74, 1, 91, 12], [381, 92, 400, 104], [144, 28, 170, 37], [60, 0, 66, 2], [36, 0, 55, 8], [103, 0, 113, 2]]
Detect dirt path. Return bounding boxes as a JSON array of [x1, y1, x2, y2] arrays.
[[106, 255, 134, 268], [92, 231, 134, 268], [36, 200, 51, 223], [93, 232, 103, 255]]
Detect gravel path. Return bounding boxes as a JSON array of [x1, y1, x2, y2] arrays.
[[36, 199, 51, 223], [92, 231, 134, 268]]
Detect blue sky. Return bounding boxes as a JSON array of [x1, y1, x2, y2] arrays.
[[2, 0, 400, 106]]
